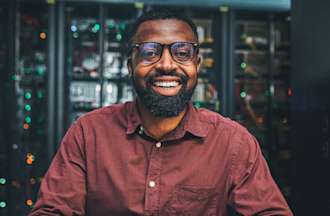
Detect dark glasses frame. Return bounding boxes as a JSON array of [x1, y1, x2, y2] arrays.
[[131, 41, 199, 65]]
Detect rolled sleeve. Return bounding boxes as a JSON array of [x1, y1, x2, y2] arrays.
[[228, 128, 293, 216], [29, 121, 87, 216]]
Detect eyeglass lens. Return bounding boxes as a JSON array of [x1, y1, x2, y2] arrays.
[[137, 42, 196, 64]]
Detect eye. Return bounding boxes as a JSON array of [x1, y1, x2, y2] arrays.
[[175, 50, 190, 58], [142, 49, 158, 58], [172, 43, 194, 61], [174, 49, 192, 61]]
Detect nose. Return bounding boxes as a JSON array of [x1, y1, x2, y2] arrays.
[[154, 47, 177, 72]]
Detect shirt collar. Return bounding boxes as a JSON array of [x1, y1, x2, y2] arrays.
[[183, 102, 208, 138], [126, 100, 143, 135], [125, 100, 208, 139]]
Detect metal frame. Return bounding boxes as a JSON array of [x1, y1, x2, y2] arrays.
[[217, 9, 235, 118], [99, 4, 105, 107], [60, 0, 291, 11], [48, 3, 56, 159], [56, 1, 66, 147]]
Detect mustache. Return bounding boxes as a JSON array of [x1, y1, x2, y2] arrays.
[[145, 70, 189, 84]]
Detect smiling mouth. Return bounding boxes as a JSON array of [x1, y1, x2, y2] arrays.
[[148, 76, 183, 96], [153, 80, 180, 88]]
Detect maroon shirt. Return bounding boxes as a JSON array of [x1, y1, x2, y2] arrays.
[[29, 101, 293, 215]]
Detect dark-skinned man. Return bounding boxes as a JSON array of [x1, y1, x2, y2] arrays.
[[29, 9, 293, 216]]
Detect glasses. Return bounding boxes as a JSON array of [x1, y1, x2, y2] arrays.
[[132, 42, 199, 65]]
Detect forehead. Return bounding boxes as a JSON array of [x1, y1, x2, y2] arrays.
[[133, 19, 197, 44]]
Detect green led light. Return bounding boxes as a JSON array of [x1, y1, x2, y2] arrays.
[[37, 91, 44, 99], [108, 22, 115, 29], [11, 75, 18, 81], [119, 23, 126, 30], [25, 104, 32, 111], [36, 66, 45, 76], [0, 201, 6, 208], [92, 23, 100, 33], [116, 33, 122, 41], [25, 116, 32, 124], [73, 32, 79, 38], [25, 92, 32, 100], [0, 178, 6, 185], [94, 23, 100, 30], [240, 91, 247, 98], [240, 62, 247, 69]]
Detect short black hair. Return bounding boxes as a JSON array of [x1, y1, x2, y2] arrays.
[[127, 8, 198, 46]]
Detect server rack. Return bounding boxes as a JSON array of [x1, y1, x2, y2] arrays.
[[1, 1, 51, 215], [232, 11, 292, 203], [0, 3, 10, 216]]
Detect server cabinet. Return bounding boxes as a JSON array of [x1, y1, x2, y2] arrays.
[[232, 11, 292, 203], [1, 1, 51, 215], [0, 3, 10, 216], [65, 3, 138, 126]]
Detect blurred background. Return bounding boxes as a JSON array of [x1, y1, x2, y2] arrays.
[[0, 0, 329, 215]]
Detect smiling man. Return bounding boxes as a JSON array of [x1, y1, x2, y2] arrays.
[[29, 9, 293, 216]]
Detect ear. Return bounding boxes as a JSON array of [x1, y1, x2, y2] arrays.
[[127, 57, 133, 76], [196, 54, 203, 73]]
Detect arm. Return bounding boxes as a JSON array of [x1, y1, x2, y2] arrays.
[[29, 121, 87, 216], [228, 128, 293, 216]]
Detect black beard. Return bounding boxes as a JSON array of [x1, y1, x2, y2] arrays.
[[132, 70, 196, 117]]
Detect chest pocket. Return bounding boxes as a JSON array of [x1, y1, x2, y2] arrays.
[[161, 186, 218, 216]]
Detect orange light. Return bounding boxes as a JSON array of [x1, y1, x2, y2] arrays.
[[26, 199, 33, 206], [39, 32, 46, 40], [257, 117, 264, 124], [26, 153, 35, 165], [23, 123, 29, 130], [288, 88, 292, 96], [26, 158, 33, 165]]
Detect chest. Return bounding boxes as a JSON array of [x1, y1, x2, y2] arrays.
[[85, 134, 232, 215]]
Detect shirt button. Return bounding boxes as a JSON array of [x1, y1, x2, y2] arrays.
[[148, 180, 156, 188], [138, 126, 144, 135], [155, 142, 162, 148]]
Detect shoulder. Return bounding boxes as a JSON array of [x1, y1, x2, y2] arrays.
[[197, 107, 259, 162], [81, 103, 126, 118], [197, 107, 249, 137], [76, 102, 130, 125], [66, 102, 132, 136]]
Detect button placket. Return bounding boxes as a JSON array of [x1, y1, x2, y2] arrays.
[[144, 142, 163, 213], [155, 142, 162, 148], [138, 126, 144, 135]]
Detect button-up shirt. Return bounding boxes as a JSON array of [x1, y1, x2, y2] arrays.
[[29, 101, 293, 215]]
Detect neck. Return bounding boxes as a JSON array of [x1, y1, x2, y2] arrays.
[[137, 100, 187, 140]]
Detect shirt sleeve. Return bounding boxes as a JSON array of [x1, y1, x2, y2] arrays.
[[28, 120, 87, 216], [228, 128, 293, 216]]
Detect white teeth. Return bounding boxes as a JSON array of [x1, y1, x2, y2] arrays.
[[154, 81, 179, 87]]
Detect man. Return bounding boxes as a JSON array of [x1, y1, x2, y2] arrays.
[[29, 9, 293, 216]]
